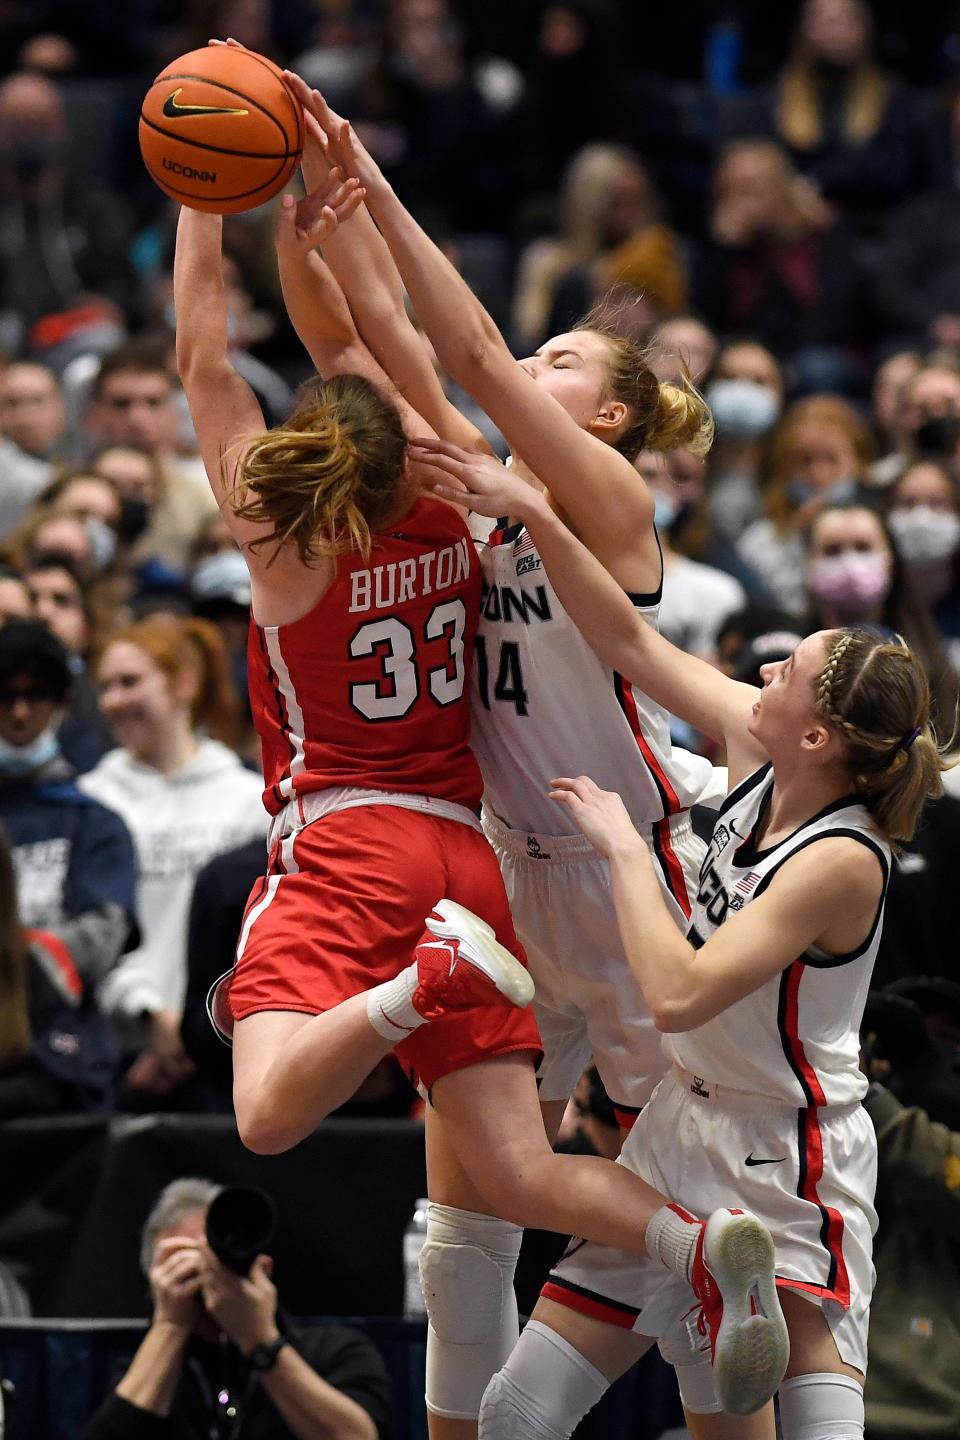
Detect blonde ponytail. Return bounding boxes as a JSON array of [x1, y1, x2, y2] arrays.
[[230, 374, 408, 566], [574, 303, 715, 461], [815, 629, 953, 843], [646, 377, 715, 457]]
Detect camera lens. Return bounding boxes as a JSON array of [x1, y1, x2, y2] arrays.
[[205, 1185, 278, 1275]]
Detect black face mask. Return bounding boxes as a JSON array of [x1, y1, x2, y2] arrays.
[[0, 135, 65, 181], [117, 497, 150, 545], [913, 414, 960, 458]]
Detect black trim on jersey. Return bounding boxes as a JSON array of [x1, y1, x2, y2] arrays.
[[794, 1107, 840, 1293], [609, 1100, 643, 1117], [716, 762, 772, 821], [544, 1274, 642, 1320], [731, 789, 860, 869], [688, 925, 706, 950], [749, 830, 889, 966], [626, 528, 665, 609]]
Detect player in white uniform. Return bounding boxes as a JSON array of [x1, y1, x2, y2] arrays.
[[425, 450, 947, 1440], [272, 77, 741, 1439], [470, 509, 723, 1122]]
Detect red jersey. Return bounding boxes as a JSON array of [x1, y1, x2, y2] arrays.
[[249, 496, 484, 816]]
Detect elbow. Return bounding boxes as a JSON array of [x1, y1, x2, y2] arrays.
[[650, 997, 700, 1033], [435, 322, 505, 388]]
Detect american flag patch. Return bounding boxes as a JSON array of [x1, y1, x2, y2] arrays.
[[734, 870, 762, 895], [514, 530, 537, 557]]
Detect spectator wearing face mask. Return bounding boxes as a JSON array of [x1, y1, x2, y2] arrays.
[[634, 448, 747, 660], [703, 339, 785, 538], [873, 362, 960, 488], [24, 550, 114, 773], [804, 498, 955, 721], [868, 350, 923, 486], [0, 74, 137, 346], [0, 362, 68, 539], [737, 393, 873, 613], [883, 459, 960, 673]]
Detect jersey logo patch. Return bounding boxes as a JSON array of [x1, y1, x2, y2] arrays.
[[689, 1075, 711, 1097], [516, 553, 542, 576], [713, 824, 730, 849], [526, 835, 552, 860], [744, 1152, 785, 1167], [734, 870, 762, 895]]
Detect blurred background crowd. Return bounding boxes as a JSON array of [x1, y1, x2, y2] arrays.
[[0, 1, 959, 1436]]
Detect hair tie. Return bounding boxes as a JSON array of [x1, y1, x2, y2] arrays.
[[900, 726, 921, 751]]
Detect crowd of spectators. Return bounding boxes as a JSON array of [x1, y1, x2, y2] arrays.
[[0, 1, 959, 1435]]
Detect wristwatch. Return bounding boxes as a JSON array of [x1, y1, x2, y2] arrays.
[[247, 1335, 288, 1372]]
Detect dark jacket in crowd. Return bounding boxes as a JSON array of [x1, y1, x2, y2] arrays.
[[863, 1084, 960, 1440], [871, 794, 960, 991], [83, 1318, 393, 1440], [873, 187, 960, 342]]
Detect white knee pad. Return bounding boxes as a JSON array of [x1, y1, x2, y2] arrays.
[[657, 1305, 722, 1415], [478, 1321, 609, 1440], [421, 1203, 523, 1420], [779, 1372, 864, 1440]]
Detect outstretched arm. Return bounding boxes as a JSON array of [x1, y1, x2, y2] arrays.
[[275, 189, 438, 443], [316, 107, 657, 587], [281, 72, 488, 454], [412, 438, 762, 768], [174, 207, 270, 550], [549, 783, 883, 1032]]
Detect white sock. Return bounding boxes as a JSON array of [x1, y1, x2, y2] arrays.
[[645, 1203, 702, 1281], [366, 962, 424, 1041]]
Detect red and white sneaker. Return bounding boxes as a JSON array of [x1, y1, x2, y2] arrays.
[[691, 1208, 789, 1415], [412, 899, 535, 1020]]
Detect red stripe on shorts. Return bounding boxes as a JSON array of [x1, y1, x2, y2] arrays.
[[541, 1277, 639, 1330]]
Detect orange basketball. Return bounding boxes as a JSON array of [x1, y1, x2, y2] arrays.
[[139, 46, 303, 214]]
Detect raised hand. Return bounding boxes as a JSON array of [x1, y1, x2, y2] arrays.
[[408, 436, 538, 516], [149, 1235, 204, 1329], [274, 168, 364, 257], [283, 71, 383, 192], [548, 775, 645, 860]]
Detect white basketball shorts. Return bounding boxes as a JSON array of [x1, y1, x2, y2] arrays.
[[543, 1066, 877, 1373], [482, 810, 705, 1118]]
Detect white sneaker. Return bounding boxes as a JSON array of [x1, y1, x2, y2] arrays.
[[422, 899, 535, 1009]]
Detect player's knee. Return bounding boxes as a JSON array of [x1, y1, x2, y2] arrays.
[[234, 1092, 303, 1155], [422, 1204, 522, 1419], [778, 1372, 864, 1440], [477, 1320, 607, 1440]]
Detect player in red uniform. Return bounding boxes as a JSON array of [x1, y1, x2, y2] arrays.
[[173, 177, 788, 1425]]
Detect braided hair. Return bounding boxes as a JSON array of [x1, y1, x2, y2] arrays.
[[815, 629, 949, 842]]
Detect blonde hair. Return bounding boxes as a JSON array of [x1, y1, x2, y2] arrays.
[[815, 629, 950, 842], [765, 395, 873, 528], [101, 614, 238, 746], [561, 144, 655, 263], [777, 0, 888, 149], [575, 303, 714, 461], [230, 374, 407, 566]]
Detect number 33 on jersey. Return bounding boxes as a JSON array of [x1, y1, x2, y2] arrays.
[[248, 497, 485, 816]]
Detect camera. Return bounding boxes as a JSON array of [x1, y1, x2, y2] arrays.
[[205, 1185, 277, 1276]]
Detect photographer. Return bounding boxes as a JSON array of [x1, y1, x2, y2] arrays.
[[83, 1178, 392, 1440]]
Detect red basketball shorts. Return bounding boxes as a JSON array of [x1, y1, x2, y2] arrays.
[[227, 803, 542, 1091]]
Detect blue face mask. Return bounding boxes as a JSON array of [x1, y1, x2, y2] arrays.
[[706, 378, 780, 440], [0, 725, 60, 776], [653, 492, 679, 531], [786, 475, 859, 510]]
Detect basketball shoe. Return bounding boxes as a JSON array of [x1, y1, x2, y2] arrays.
[[412, 899, 535, 1018], [691, 1208, 789, 1415]]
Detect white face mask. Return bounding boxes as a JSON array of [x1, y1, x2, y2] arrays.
[[888, 506, 960, 564]]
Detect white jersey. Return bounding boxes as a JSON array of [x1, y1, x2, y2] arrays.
[[469, 514, 715, 840], [667, 763, 891, 1107]]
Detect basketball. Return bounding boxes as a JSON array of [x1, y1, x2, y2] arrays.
[[139, 46, 303, 214]]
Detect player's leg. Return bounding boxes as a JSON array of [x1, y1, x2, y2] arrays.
[[421, 1105, 530, 1440], [431, 1054, 788, 1413], [776, 1289, 866, 1440]]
